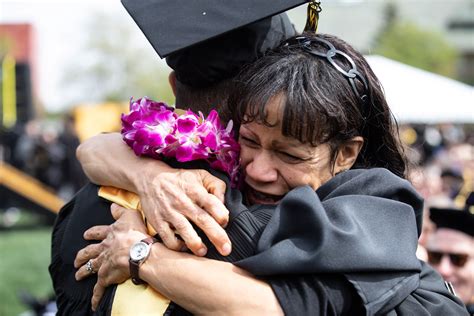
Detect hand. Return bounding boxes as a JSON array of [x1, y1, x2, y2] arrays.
[[77, 133, 232, 257], [77, 204, 149, 311], [138, 168, 232, 257], [74, 204, 147, 280], [91, 229, 146, 311]]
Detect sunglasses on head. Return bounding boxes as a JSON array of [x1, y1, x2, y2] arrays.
[[427, 250, 470, 268]]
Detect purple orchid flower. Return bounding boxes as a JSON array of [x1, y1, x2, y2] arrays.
[[121, 97, 240, 187]]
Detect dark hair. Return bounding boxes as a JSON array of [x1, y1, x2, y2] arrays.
[[226, 33, 408, 178], [175, 78, 234, 116]]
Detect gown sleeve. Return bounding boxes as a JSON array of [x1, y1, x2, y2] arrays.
[[268, 274, 365, 316], [49, 182, 116, 315]]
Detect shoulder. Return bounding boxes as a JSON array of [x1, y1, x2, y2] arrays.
[[327, 168, 408, 191], [318, 168, 422, 208], [56, 182, 113, 233], [52, 182, 101, 246], [50, 183, 117, 314], [316, 168, 424, 235], [52, 182, 115, 264]]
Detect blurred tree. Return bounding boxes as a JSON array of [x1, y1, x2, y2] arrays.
[[373, 2, 459, 79], [61, 13, 174, 106]]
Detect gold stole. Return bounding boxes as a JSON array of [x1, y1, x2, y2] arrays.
[[98, 108, 186, 314], [98, 186, 170, 315]]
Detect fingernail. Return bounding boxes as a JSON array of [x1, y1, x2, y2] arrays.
[[222, 243, 231, 255], [221, 218, 229, 228], [197, 247, 207, 256]]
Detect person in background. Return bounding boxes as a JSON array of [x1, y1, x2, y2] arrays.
[[428, 192, 474, 314], [57, 114, 88, 199], [416, 195, 453, 261], [440, 168, 465, 200]]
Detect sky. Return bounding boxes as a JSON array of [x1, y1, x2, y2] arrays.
[[1, 0, 166, 112]]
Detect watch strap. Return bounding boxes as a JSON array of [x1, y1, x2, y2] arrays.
[[129, 237, 158, 285]]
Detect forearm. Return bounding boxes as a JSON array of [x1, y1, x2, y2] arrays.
[[141, 244, 283, 315], [77, 133, 231, 255], [76, 133, 173, 192]]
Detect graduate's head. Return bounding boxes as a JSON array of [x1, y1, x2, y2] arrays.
[[166, 13, 295, 115], [227, 33, 407, 204], [168, 72, 234, 117], [120, 0, 296, 116]]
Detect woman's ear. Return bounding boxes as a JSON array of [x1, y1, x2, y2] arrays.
[[168, 71, 177, 96], [334, 136, 364, 174]]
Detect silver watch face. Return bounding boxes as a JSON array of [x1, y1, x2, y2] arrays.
[[130, 241, 150, 262]]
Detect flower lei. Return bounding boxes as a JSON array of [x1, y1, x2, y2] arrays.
[[121, 97, 240, 187]]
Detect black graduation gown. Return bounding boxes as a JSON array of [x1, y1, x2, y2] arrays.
[[49, 165, 468, 315]]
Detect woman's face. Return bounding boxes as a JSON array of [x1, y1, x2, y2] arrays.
[[239, 95, 335, 205]]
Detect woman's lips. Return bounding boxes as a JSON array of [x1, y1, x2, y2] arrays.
[[245, 185, 285, 205]]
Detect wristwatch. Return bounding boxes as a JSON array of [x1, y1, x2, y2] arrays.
[[129, 237, 158, 285]]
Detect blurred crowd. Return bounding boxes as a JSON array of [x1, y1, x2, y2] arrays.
[[404, 124, 473, 202], [401, 123, 473, 310], [402, 123, 472, 242], [0, 115, 87, 201]]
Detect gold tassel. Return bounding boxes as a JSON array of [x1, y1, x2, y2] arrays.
[[304, 0, 322, 33]]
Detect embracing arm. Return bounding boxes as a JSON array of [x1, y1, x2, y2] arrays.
[[77, 205, 282, 315], [142, 244, 283, 315], [76, 133, 231, 256], [76, 133, 164, 192]]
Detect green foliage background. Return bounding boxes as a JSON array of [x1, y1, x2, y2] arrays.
[[372, 2, 459, 80], [374, 22, 458, 78]]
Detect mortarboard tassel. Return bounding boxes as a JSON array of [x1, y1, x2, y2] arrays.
[[304, 0, 322, 33]]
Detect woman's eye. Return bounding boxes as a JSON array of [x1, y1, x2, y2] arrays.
[[240, 136, 259, 147], [279, 151, 304, 163]]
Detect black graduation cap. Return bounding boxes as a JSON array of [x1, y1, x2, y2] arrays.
[[121, 0, 307, 87], [430, 192, 474, 237]]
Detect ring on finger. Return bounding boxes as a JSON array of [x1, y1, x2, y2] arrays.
[[85, 259, 96, 274]]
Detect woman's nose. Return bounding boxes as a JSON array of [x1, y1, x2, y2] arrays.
[[245, 151, 278, 183]]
